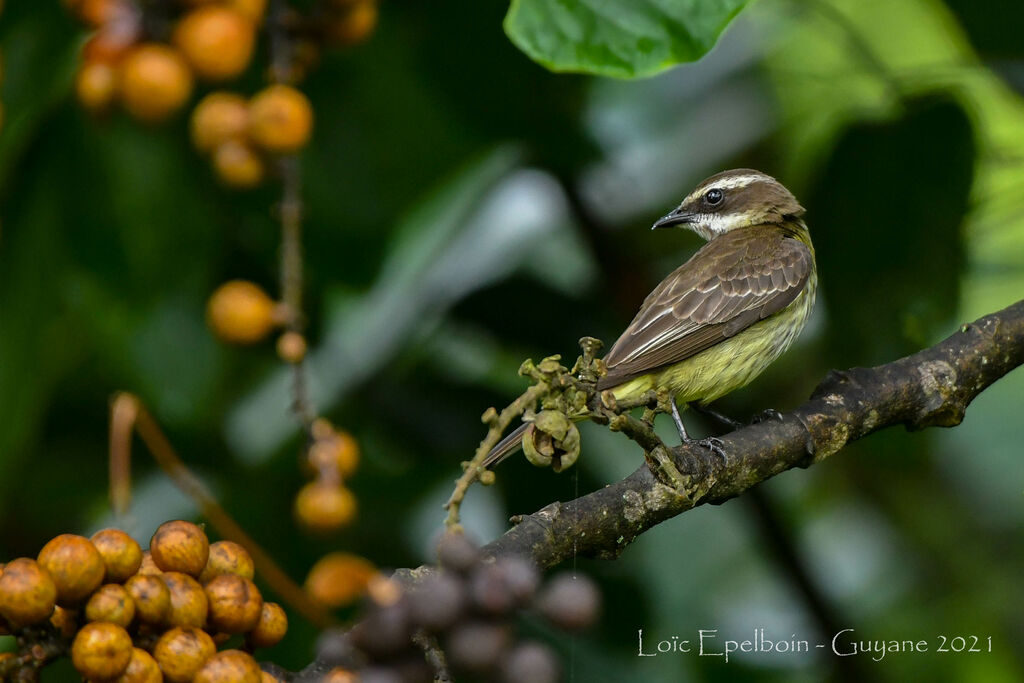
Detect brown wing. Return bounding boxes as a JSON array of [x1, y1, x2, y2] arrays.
[[597, 225, 812, 389]]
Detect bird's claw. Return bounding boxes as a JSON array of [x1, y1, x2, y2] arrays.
[[752, 408, 784, 424], [685, 436, 727, 467]]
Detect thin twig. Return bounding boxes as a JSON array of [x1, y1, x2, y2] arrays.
[[443, 383, 548, 528], [0, 623, 68, 680], [277, 155, 317, 429], [412, 630, 452, 682], [265, 0, 317, 432], [108, 394, 138, 518]]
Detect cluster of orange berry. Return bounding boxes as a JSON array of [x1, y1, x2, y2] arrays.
[[0, 521, 286, 682], [205, 286, 364, 550], [191, 85, 312, 188], [294, 419, 360, 534], [69, 0, 262, 121], [65, 0, 376, 188], [203, 287, 363, 536], [205, 279, 309, 366]]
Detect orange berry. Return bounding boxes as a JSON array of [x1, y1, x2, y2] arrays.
[[91, 529, 143, 583], [153, 626, 216, 683], [322, 668, 358, 683], [308, 429, 359, 479], [328, 1, 378, 46], [191, 92, 249, 153], [173, 6, 255, 81], [246, 601, 287, 649], [304, 552, 375, 608], [71, 622, 133, 680], [78, 0, 131, 27], [365, 572, 401, 606], [119, 43, 193, 122], [85, 583, 136, 627], [162, 572, 208, 627], [124, 574, 170, 625], [262, 671, 284, 683], [204, 574, 262, 633], [248, 85, 313, 153], [207, 280, 278, 343], [151, 520, 210, 577], [213, 140, 265, 188], [193, 649, 262, 683], [199, 540, 255, 584], [37, 534, 105, 605], [276, 331, 307, 364], [0, 558, 56, 626], [50, 605, 78, 638], [114, 648, 162, 683], [82, 16, 140, 62], [137, 551, 163, 575], [294, 482, 357, 533], [227, 0, 265, 21], [310, 418, 335, 440], [76, 61, 118, 111]]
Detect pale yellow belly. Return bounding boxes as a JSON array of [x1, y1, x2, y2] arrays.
[[609, 275, 816, 405]]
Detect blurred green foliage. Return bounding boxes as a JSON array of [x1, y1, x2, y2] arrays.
[[504, 0, 750, 78], [2, 0, 1024, 680]]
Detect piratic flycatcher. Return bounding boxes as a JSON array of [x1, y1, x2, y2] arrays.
[[483, 168, 816, 468]]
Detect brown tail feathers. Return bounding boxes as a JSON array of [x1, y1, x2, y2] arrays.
[[481, 423, 529, 469]]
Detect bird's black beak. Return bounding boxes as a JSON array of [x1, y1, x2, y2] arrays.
[[652, 209, 697, 230]]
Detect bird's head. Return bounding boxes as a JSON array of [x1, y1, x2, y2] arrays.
[[653, 169, 805, 241]]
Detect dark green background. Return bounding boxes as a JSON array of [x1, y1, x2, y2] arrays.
[[2, 0, 1024, 680]]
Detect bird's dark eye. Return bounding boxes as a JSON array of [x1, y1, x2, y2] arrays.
[[704, 188, 724, 206]]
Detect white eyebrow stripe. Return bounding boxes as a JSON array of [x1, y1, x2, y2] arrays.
[[711, 174, 770, 189], [684, 173, 770, 203]]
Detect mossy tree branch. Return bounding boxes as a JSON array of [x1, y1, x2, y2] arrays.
[[483, 299, 1024, 568]]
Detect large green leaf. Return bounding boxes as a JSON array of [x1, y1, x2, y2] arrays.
[[504, 0, 750, 78]]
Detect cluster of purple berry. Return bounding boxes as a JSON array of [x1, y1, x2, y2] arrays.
[[314, 533, 601, 683]]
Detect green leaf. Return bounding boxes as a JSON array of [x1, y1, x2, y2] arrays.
[[504, 0, 750, 78]]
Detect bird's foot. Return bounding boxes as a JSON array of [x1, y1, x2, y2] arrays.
[[671, 401, 729, 471], [680, 436, 728, 472], [693, 436, 727, 463], [751, 408, 784, 424]]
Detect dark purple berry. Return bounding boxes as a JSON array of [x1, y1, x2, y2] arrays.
[[350, 602, 412, 659], [501, 641, 561, 683], [437, 532, 481, 573], [358, 667, 404, 683], [497, 556, 540, 604], [470, 563, 515, 616], [391, 657, 434, 683], [446, 620, 511, 674], [314, 628, 360, 668], [407, 571, 467, 632], [536, 572, 601, 631]]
